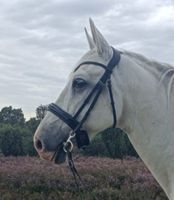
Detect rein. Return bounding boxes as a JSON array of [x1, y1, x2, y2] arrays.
[[48, 47, 121, 199]]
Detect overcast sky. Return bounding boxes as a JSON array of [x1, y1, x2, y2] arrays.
[[0, 0, 173, 119]]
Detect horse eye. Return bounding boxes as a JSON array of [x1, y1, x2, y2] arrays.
[[72, 78, 87, 89]]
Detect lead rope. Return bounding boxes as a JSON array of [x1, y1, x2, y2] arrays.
[[63, 78, 116, 200], [67, 151, 85, 200], [63, 132, 85, 200]]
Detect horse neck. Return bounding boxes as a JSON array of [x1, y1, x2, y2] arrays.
[[115, 54, 165, 131], [113, 54, 174, 198]]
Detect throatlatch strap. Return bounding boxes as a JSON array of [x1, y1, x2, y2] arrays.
[[107, 79, 117, 128]]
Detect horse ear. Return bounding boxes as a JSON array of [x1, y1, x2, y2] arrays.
[[84, 27, 95, 49], [89, 18, 112, 60]]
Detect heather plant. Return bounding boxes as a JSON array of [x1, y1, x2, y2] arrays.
[[0, 156, 168, 200]]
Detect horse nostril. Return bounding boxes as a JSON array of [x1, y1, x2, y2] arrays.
[[35, 139, 43, 151]]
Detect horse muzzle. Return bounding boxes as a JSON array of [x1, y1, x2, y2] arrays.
[[48, 103, 90, 150]]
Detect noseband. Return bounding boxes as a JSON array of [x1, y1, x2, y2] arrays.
[[48, 47, 121, 151]]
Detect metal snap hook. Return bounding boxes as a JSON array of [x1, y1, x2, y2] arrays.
[[69, 130, 76, 139], [63, 139, 74, 153]]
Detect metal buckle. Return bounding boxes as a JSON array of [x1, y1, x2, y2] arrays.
[[63, 131, 76, 153], [63, 139, 73, 153]]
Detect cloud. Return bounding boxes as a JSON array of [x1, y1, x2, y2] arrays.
[[0, 0, 173, 119]]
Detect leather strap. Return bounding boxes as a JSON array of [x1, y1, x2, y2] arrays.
[[48, 47, 121, 148]]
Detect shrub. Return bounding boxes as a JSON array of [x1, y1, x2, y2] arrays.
[[0, 124, 37, 156], [0, 156, 168, 200], [83, 128, 138, 159], [0, 106, 25, 126], [0, 124, 24, 156]]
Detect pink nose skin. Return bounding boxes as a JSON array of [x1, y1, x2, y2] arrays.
[[34, 138, 44, 152], [34, 138, 54, 161]]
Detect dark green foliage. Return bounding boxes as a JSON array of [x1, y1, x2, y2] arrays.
[[83, 128, 138, 159], [81, 134, 108, 157], [101, 128, 127, 159], [22, 128, 37, 156], [0, 106, 25, 126], [25, 117, 40, 133], [36, 105, 47, 121], [0, 124, 24, 156], [0, 106, 39, 156], [0, 105, 138, 158], [24, 118, 40, 156], [102, 128, 138, 158], [0, 123, 37, 156]]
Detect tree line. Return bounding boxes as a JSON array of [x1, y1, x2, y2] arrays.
[[0, 105, 47, 156], [0, 105, 138, 159]]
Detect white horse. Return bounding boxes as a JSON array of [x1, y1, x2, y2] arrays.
[[34, 19, 174, 200]]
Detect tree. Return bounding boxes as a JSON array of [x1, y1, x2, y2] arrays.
[[0, 124, 24, 156], [36, 105, 47, 121], [101, 128, 132, 159], [25, 117, 40, 156], [0, 106, 25, 126], [25, 117, 40, 133], [22, 128, 37, 156], [83, 128, 138, 159], [0, 106, 41, 157]]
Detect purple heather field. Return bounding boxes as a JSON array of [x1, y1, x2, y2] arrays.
[[0, 156, 168, 200]]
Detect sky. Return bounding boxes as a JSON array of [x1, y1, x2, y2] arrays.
[[0, 0, 173, 119]]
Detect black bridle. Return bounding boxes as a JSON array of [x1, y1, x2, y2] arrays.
[[48, 47, 121, 200], [48, 47, 121, 151]]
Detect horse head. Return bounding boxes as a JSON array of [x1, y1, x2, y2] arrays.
[[33, 19, 123, 163]]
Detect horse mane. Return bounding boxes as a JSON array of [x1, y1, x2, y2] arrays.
[[123, 50, 174, 100], [123, 50, 174, 82]]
